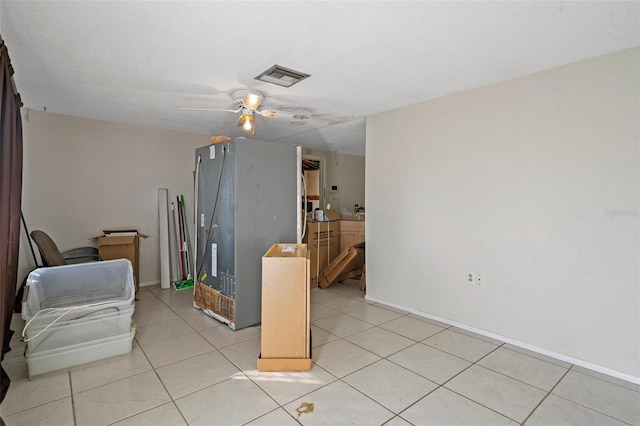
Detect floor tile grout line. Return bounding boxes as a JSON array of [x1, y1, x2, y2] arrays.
[[392, 386, 443, 425], [77, 333, 174, 424], [194, 327, 262, 352], [125, 284, 462, 418], [313, 334, 385, 369], [382, 342, 471, 383], [418, 326, 451, 343], [418, 340, 532, 424], [386, 414, 416, 426], [314, 302, 584, 391], [241, 366, 341, 422], [435, 326, 503, 346], [318, 327, 510, 421], [309, 321, 373, 340], [569, 365, 640, 393], [519, 367, 572, 426], [73, 368, 171, 424], [336, 311, 407, 328], [343, 336, 416, 360], [312, 314, 448, 346], [68, 330, 168, 423], [336, 303, 411, 323], [135, 328, 211, 350], [68, 371, 77, 426], [308, 330, 341, 349], [313, 336, 382, 377], [70, 284, 636, 425], [311, 288, 523, 422], [171, 375, 244, 403], [103, 401, 186, 426], [441, 341, 503, 386], [439, 385, 524, 425], [419, 338, 490, 365], [486, 367, 564, 394], [239, 406, 300, 426], [472, 361, 570, 394], [192, 323, 259, 378], [499, 344, 573, 370], [415, 342, 529, 424], [0, 380, 72, 420], [546, 387, 638, 426], [336, 375, 403, 421]]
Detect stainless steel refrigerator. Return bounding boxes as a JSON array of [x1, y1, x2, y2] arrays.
[[193, 138, 297, 330]]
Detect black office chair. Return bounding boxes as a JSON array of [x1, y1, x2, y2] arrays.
[[30, 230, 100, 267]]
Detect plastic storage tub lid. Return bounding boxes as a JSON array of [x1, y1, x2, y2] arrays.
[[22, 259, 134, 321]]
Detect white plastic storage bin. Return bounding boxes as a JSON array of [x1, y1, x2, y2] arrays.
[[26, 328, 136, 378], [24, 306, 134, 355], [22, 259, 135, 323]]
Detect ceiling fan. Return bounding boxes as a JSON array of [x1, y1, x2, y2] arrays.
[[180, 89, 309, 136]]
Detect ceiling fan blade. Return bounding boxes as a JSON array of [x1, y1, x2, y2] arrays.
[[256, 109, 309, 120], [179, 107, 242, 113]]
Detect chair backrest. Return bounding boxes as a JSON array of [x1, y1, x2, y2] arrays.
[[30, 230, 67, 266]]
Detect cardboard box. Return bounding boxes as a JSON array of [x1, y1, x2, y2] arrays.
[[303, 221, 339, 286], [258, 243, 311, 371], [324, 209, 341, 221], [318, 242, 365, 289], [193, 281, 236, 324], [97, 230, 147, 290]]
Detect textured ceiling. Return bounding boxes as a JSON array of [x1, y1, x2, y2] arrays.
[[1, 1, 638, 155]]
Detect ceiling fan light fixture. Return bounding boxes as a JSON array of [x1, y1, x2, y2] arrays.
[[244, 92, 263, 110], [242, 115, 253, 131], [255, 65, 310, 88], [239, 113, 255, 135], [231, 89, 264, 108]]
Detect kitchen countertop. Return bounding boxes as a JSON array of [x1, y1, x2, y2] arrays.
[[340, 215, 365, 221]]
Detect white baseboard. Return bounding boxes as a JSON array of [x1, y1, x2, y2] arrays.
[[365, 295, 640, 386], [139, 280, 160, 288]]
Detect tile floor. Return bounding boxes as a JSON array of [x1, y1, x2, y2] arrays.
[[1, 280, 639, 425]]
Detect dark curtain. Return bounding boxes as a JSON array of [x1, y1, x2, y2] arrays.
[[0, 35, 23, 403]]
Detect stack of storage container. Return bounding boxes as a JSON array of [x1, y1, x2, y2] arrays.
[[22, 259, 136, 378]]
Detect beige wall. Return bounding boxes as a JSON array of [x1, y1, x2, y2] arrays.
[[17, 113, 366, 287], [19, 111, 208, 285], [366, 48, 639, 380]]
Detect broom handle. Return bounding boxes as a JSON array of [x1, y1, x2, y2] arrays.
[[21, 211, 39, 266]]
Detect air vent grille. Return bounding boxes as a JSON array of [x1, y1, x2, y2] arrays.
[[255, 65, 310, 88]]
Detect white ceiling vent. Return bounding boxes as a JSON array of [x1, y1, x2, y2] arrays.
[[255, 65, 310, 88]]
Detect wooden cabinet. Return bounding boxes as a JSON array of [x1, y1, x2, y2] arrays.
[[339, 219, 365, 252], [258, 244, 311, 371]]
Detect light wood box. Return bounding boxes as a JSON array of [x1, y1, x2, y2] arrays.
[[258, 243, 311, 371]]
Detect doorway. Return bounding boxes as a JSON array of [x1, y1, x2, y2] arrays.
[[302, 156, 324, 212]]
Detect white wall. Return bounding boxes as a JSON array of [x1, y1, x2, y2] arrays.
[[303, 148, 365, 213], [18, 111, 208, 285], [366, 47, 639, 379]]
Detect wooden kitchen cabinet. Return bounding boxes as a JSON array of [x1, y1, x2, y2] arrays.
[[339, 219, 365, 252]]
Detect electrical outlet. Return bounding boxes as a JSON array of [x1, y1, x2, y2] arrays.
[[477, 273, 484, 286], [466, 272, 476, 285]]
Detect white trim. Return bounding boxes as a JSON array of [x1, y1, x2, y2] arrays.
[[296, 146, 302, 244], [139, 280, 160, 288], [365, 294, 640, 386]]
